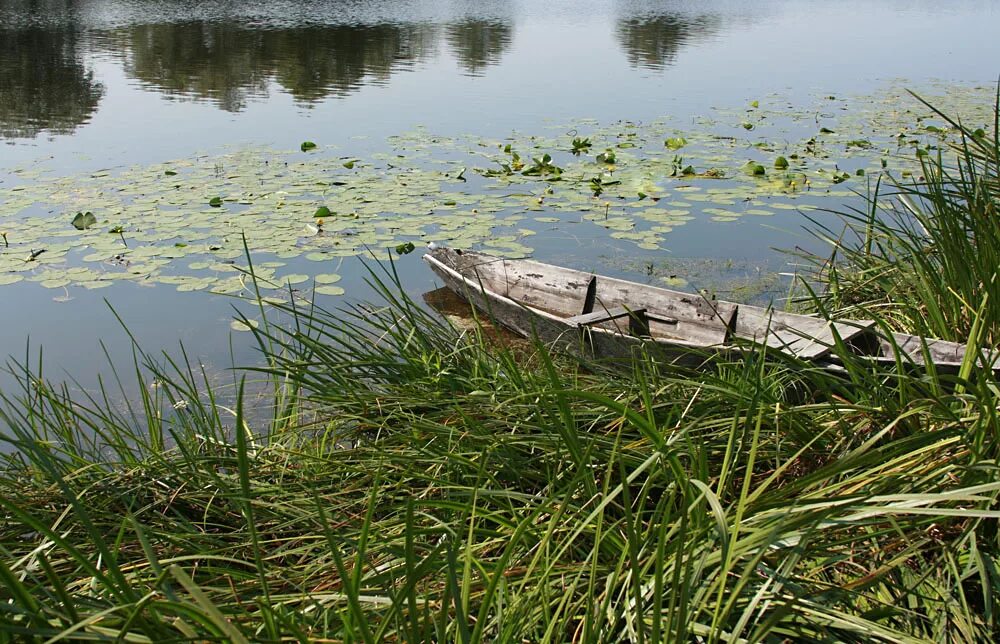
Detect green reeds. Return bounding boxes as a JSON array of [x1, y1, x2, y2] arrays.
[[2, 257, 999, 641], [2, 94, 1000, 641], [794, 89, 1000, 346]]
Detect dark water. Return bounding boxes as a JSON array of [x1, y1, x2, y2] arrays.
[[1, 0, 998, 392]]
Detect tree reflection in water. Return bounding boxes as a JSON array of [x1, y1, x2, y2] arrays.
[[446, 20, 512, 77], [0, 26, 103, 138], [615, 14, 722, 70], [102, 22, 442, 111]]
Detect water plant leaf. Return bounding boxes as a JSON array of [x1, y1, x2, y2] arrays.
[[314, 273, 342, 284], [395, 241, 416, 255], [596, 149, 617, 164], [230, 319, 259, 331], [665, 137, 687, 150], [71, 212, 97, 230], [300, 141, 317, 152], [208, 197, 224, 207], [315, 285, 346, 296], [2, 84, 992, 296], [315, 206, 332, 218]]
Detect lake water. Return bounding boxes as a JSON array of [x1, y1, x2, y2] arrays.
[[1, 0, 998, 393]]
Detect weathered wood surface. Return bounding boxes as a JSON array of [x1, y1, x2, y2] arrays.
[[424, 247, 994, 372]]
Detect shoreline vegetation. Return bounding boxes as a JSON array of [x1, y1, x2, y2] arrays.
[[2, 98, 999, 642]]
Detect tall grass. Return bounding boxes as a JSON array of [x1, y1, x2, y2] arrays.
[[2, 96, 1000, 641], [2, 259, 999, 642], [795, 89, 1000, 345]]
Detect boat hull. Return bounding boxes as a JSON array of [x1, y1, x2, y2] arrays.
[[423, 248, 989, 373]]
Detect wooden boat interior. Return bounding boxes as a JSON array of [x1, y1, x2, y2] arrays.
[[428, 248, 990, 370], [434, 249, 737, 345]]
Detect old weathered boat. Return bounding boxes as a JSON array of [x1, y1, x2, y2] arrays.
[[424, 247, 990, 372]]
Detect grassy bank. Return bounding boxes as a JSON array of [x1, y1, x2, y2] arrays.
[[2, 106, 1000, 641]]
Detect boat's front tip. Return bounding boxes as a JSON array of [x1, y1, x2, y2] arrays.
[[422, 243, 447, 264], [422, 244, 469, 267]]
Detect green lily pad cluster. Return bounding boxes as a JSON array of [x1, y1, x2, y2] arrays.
[[0, 83, 994, 296]]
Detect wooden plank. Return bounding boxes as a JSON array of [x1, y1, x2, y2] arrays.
[[595, 281, 737, 328], [767, 319, 876, 359], [655, 320, 728, 345], [568, 306, 646, 326], [646, 312, 679, 325]]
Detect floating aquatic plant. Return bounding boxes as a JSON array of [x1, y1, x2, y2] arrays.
[[0, 84, 994, 296]]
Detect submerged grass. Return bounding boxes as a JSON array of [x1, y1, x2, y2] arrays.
[[2, 97, 1000, 641]]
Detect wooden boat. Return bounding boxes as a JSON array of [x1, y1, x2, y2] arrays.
[[424, 247, 991, 372]]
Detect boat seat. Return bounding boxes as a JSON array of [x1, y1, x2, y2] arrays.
[[645, 305, 738, 345], [571, 275, 739, 344], [568, 306, 649, 337]]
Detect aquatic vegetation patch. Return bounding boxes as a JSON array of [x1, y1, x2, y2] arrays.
[[0, 83, 994, 295]]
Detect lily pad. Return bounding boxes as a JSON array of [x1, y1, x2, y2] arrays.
[[231, 319, 259, 332], [0, 274, 23, 286], [315, 285, 346, 296], [71, 212, 97, 230], [2, 83, 994, 297], [314, 273, 342, 284]]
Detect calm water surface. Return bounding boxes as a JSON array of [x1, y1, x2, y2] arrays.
[[1, 0, 997, 391]]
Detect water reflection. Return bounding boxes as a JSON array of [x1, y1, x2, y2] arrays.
[[446, 20, 513, 77], [97, 17, 517, 109], [615, 14, 722, 70], [269, 24, 439, 103], [104, 22, 439, 110], [0, 2, 728, 133], [0, 25, 104, 138]]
